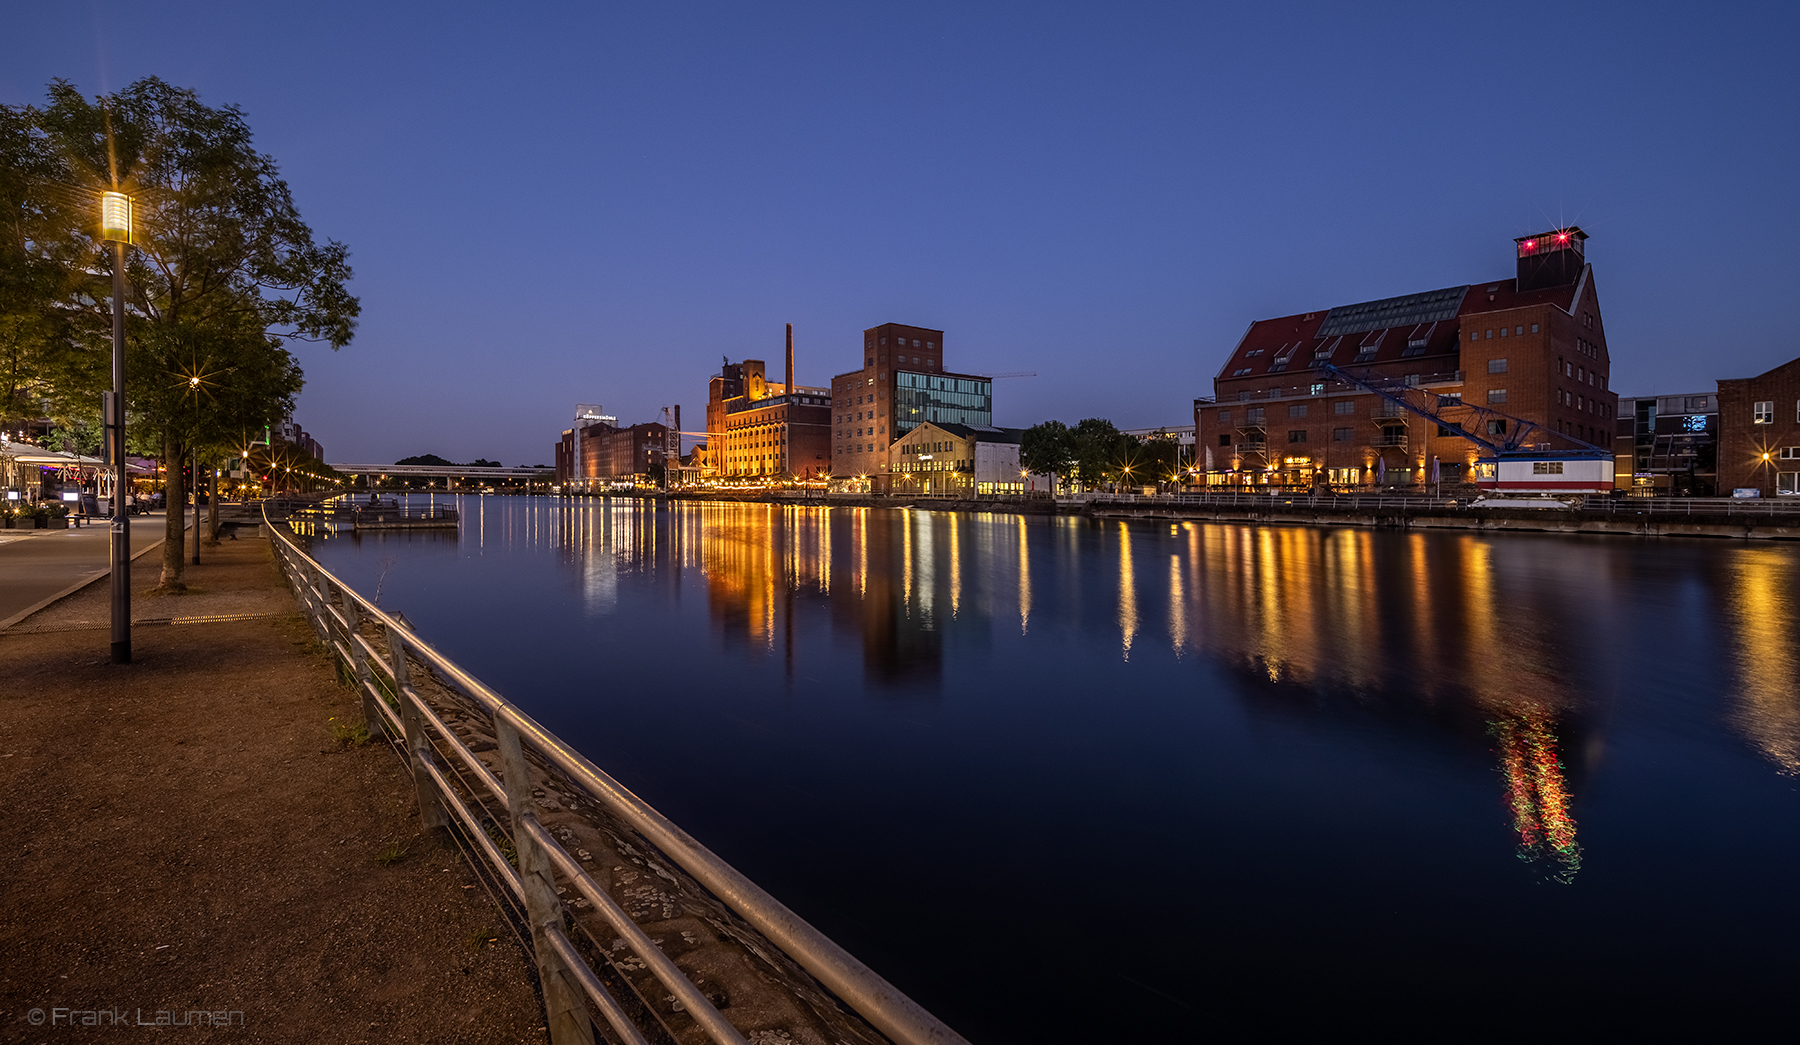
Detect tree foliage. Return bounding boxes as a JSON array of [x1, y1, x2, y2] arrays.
[[5, 77, 357, 587]]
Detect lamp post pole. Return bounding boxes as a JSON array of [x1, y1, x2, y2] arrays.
[[102, 192, 132, 664]]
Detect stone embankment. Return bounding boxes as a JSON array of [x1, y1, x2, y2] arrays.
[[1082, 499, 1800, 540]]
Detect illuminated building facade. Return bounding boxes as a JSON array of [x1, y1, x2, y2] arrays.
[[831, 323, 993, 491], [1716, 354, 1800, 497], [555, 419, 671, 489], [1194, 228, 1617, 488], [889, 422, 1044, 495], [1611, 392, 1718, 496], [704, 338, 833, 481]]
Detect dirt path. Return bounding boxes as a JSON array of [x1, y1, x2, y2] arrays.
[[0, 529, 547, 1042]]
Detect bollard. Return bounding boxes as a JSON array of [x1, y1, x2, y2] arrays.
[[496, 715, 596, 1045]]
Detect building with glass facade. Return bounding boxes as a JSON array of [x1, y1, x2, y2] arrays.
[[830, 323, 993, 491]]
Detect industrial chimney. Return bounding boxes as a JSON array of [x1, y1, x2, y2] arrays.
[[785, 323, 795, 398]]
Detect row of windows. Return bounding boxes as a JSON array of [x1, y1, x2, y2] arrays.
[[837, 424, 886, 439], [1576, 337, 1600, 358], [875, 337, 936, 350], [1558, 388, 1609, 418], [1473, 324, 1539, 341], [1752, 401, 1800, 424]]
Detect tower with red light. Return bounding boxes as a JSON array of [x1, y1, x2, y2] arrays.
[[1514, 227, 1587, 293]]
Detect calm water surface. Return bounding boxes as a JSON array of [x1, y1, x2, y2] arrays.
[[307, 495, 1800, 1039]]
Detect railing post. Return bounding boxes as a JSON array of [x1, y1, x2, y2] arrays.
[[386, 625, 447, 833], [497, 715, 596, 1045], [342, 594, 388, 741]]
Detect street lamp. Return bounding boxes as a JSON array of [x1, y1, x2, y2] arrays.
[[101, 191, 132, 664]]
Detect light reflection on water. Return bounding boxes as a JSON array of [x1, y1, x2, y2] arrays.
[[309, 495, 1800, 1038]]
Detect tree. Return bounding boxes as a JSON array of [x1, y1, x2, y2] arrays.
[[12, 78, 357, 590], [1070, 417, 1129, 489], [1020, 420, 1077, 492]]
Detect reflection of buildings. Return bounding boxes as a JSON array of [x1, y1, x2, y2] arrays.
[[1166, 523, 1593, 879], [1724, 549, 1800, 774]]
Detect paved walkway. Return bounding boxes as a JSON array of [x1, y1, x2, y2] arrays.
[[0, 531, 544, 1042], [0, 514, 179, 629]]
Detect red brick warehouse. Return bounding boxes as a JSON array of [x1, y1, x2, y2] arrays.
[[1195, 228, 1617, 489]]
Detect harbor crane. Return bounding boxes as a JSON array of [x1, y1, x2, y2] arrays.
[[1313, 362, 1615, 496]]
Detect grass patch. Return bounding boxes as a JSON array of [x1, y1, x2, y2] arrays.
[[329, 717, 371, 747], [465, 926, 499, 953], [375, 838, 410, 866]]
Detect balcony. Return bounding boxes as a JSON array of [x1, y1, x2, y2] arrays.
[[1370, 433, 1409, 450], [1236, 441, 1268, 453]]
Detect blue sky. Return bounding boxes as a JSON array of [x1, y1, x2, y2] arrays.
[[6, 1, 1796, 465]]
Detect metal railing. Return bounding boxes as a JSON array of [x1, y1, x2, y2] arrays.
[[263, 508, 966, 1045]]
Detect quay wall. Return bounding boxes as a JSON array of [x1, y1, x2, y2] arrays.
[[547, 489, 1800, 540], [1082, 502, 1800, 540]]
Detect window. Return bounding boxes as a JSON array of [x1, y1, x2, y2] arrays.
[[1531, 324, 1539, 333], [1779, 447, 1800, 460], [1485, 330, 1493, 339], [1245, 349, 1264, 357], [1332, 427, 1353, 442], [1288, 430, 1308, 443], [1780, 472, 1799, 496], [1470, 332, 1479, 342], [1533, 461, 1565, 474], [1515, 326, 1524, 336], [1288, 404, 1308, 418], [1310, 382, 1326, 396], [1499, 327, 1507, 338], [1219, 434, 1231, 446], [1218, 410, 1231, 424], [1488, 358, 1508, 374], [1232, 368, 1252, 376], [1755, 401, 1774, 424], [1246, 407, 1265, 424], [1487, 420, 1507, 435], [1334, 400, 1355, 415], [1487, 389, 1507, 404]]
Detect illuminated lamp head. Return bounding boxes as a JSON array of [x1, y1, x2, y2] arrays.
[[1523, 240, 1536, 251], [100, 191, 133, 244]]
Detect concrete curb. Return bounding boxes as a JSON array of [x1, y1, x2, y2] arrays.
[[0, 521, 189, 633]]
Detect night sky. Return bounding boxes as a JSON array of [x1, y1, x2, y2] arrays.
[[6, 2, 1796, 466]]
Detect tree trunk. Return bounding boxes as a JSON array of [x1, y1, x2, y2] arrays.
[[159, 428, 186, 591], [206, 459, 220, 545]]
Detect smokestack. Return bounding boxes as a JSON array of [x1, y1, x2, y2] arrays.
[[785, 323, 794, 398]]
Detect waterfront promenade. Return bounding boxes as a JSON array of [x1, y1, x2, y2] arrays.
[[0, 524, 543, 1041]]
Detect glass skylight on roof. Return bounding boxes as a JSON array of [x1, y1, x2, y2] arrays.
[[1314, 285, 1469, 338]]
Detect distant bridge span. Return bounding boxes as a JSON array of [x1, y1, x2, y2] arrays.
[[331, 463, 554, 482]]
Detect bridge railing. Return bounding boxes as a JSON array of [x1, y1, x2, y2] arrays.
[[263, 507, 964, 1045]]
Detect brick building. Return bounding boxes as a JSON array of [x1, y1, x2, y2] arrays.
[[1195, 229, 1617, 489], [704, 325, 833, 481], [830, 323, 993, 491], [555, 420, 670, 489], [1717, 355, 1800, 496]]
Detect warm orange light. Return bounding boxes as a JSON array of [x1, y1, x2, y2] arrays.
[[101, 191, 134, 243]]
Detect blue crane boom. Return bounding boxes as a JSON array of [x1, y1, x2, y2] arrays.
[[1312, 363, 1608, 458]]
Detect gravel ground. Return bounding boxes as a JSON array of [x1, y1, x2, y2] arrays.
[[0, 532, 547, 1042]]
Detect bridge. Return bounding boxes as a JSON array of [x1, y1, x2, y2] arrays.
[[330, 463, 554, 486]]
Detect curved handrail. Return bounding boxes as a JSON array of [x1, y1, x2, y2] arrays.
[[262, 506, 967, 1045]]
